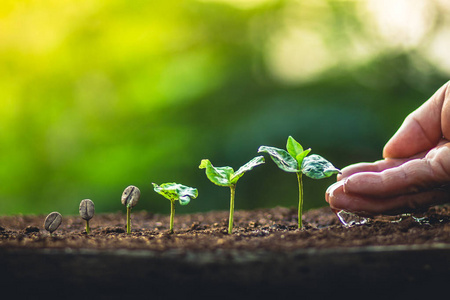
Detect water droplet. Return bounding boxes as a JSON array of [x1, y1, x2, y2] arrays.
[[336, 210, 369, 227], [411, 216, 431, 225]]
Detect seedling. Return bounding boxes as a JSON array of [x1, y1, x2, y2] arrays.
[[199, 156, 265, 234], [44, 212, 62, 235], [258, 136, 340, 229], [79, 199, 95, 234], [152, 182, 198, 234], [121, 185, 141, 234]]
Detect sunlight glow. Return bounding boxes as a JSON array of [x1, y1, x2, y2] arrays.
[[265, 28, 333, 84], [365, 0, 434, 49], [424, 27, 450, 75]]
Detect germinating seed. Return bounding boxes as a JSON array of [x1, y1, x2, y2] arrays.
[[44, 212, 62, 233], [79, 199, 95, 220], [121, 185, 140, 208]]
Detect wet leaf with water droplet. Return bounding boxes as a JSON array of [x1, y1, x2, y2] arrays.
[[301, 154, 340, 179], [152, 182, 198, 205], [230, 156, 265, 184], [258, 146, 299, 173], [199, 159, 234, 186]]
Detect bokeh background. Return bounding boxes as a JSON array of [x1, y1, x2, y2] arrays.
[[1, 0, 449, 216]]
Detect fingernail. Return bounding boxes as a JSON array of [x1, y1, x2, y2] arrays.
[[325, 181, 344, 203], [343, 177, 349, 193]]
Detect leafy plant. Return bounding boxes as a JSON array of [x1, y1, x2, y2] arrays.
[[258, 136, 339, 229], [121, 185, 141, 234], [153, 182, 198, 233], [199, 156, 265, 234]]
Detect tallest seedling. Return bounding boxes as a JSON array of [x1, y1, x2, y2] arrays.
[[258, 136, 340, 229]]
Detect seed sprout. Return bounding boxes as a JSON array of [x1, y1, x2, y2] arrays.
[[152, 182, 198, 234], [199, 156, 265, 234], [79, 199, 95, 234], [121, 185, 141, 234]]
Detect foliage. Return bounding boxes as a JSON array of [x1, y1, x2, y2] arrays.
[[258, 136, 339, 228], [199, 156, 265, 187], [152, 183, 198, 205], [153, 182, 198, 233], [0, 0, 448, 215], [259, 136, 339, 178], [199, 156, 265, 233]]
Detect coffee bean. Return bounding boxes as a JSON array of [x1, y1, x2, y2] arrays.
[[44, 212, 62, 233], [79, 199, 95, 220], [121, 185, 140, 208]]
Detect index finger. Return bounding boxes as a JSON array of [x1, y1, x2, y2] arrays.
[[345, 143, 450, 197], [337, 158, 410, 181]]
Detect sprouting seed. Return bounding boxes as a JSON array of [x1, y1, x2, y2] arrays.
[[44, 212, 62, 235], [79, 199, 95, 234], [121, 185, 141, 234]]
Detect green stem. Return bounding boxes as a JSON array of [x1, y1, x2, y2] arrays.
[[170, 200, 175, 234], [85, 220, 90, 234], [297, 172, 304, 229], [127, 206, 131, 234], [228, 185, 236, 234]]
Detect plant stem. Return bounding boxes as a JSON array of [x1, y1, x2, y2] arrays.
[[127, 206, 131, 234], [170, 200, 175, 234], [228, 184, 236, 234], [85, 220, 90, 234], [297, 172, 304, 229]]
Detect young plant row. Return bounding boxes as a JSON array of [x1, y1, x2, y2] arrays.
[[43, 136, 339, 235]]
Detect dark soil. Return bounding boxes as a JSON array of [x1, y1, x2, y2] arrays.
[[0, 205, 449, 251], [1, 205, 449, 300]]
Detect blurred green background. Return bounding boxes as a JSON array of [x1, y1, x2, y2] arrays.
[[1, 0, 449, 216]]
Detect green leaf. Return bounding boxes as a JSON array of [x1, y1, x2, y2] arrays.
[[199, 159, 234, 187], [230, 155, 265, 184], [301, 154, 340, 179], [179, 195, 191, 206], [152, 182, 198, 205], [286, 136, 303, 158], [296, 148, 311, 165], [258, 146, 299, 173]]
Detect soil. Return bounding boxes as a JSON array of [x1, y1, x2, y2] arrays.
[[0, 205, 449, 251], [1, 205, 449, 299]]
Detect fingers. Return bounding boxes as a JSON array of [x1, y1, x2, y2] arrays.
[[383, 81, 450, 159], [339, 139, 449, 181], [344, 160, 435, 197], [345, 143, 450, 197], [326, 180, 449, 216], [337, 158, 410, 181], [327, 143, 450, 216]]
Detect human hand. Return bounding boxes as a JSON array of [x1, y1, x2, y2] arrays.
[[326, 81, 450, 216]]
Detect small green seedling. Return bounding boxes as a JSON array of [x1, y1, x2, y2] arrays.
[[44, 211, 62, 235], [258, 136, 340, 229], [79, 199, 95, 234], [153, 182, 198, 234], [199, 156, 265, 234], [121, 185, 141, 234]]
